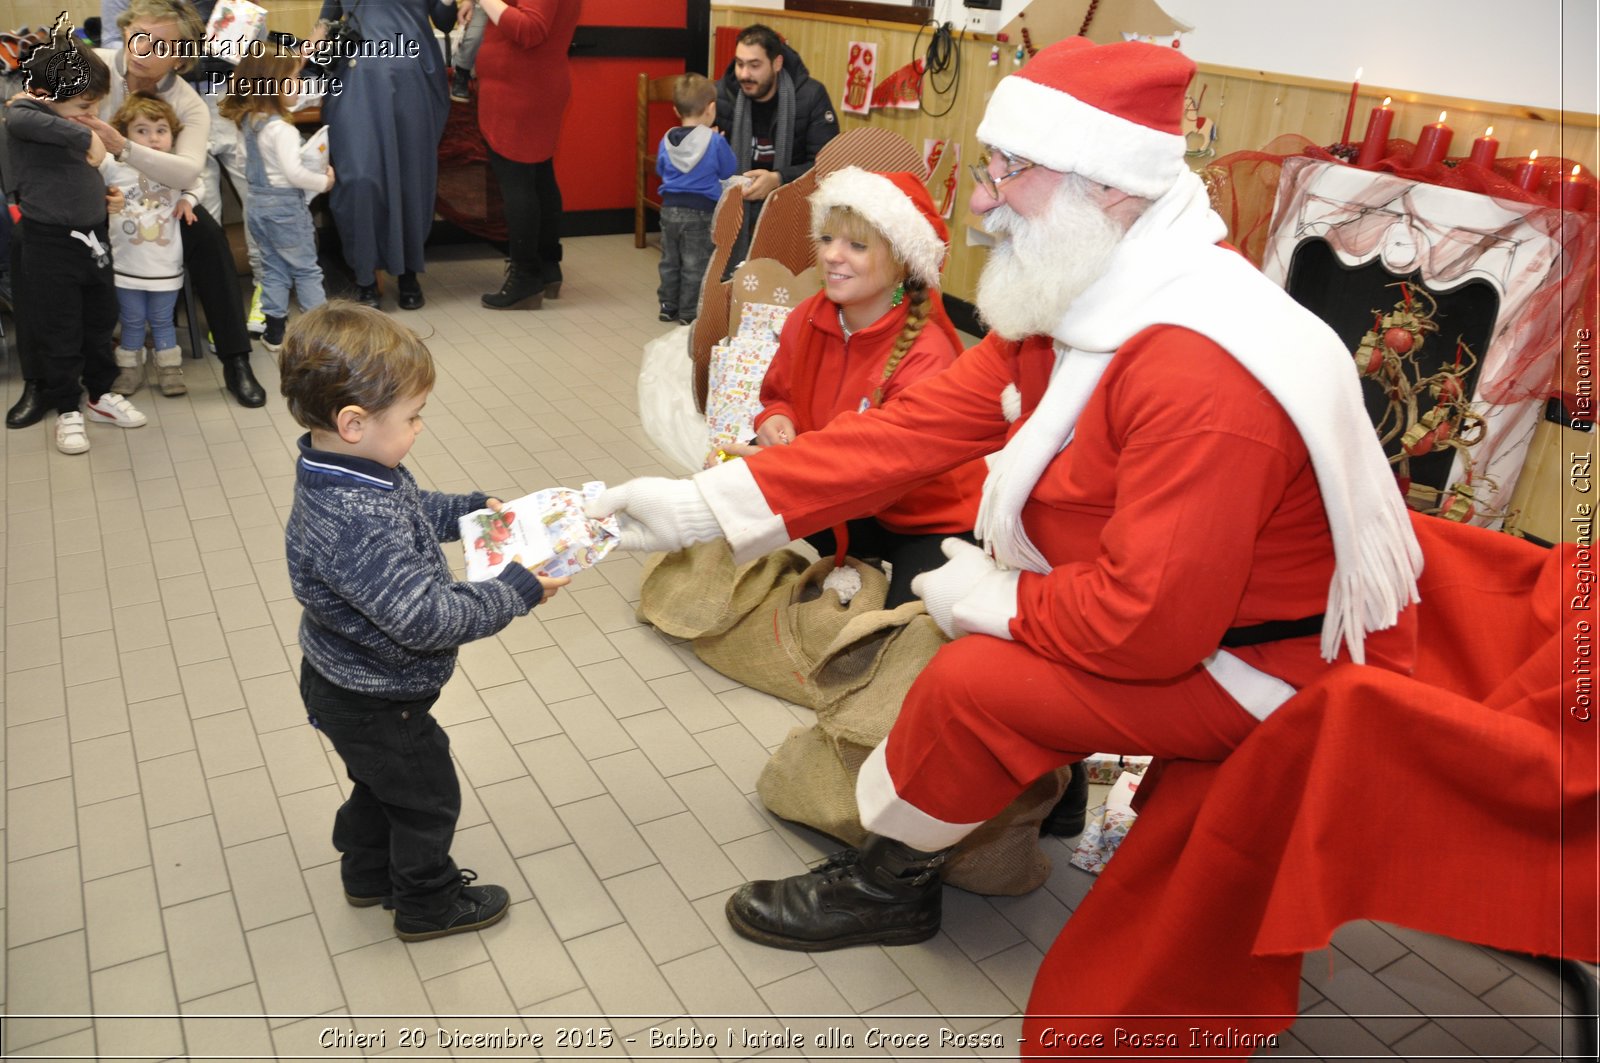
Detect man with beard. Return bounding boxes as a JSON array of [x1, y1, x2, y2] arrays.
[[591, 37, 1423, 950], [714, 24, 837, 270]]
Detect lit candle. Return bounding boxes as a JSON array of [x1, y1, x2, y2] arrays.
[[1340, 67, 1363, 146], [1560, 164, 1590, 213], [1467, 126, 1499, 170], [1515, 150, 1543, 195], [1355, 96, 1395, 168], [1413, 111, 1454, 168]]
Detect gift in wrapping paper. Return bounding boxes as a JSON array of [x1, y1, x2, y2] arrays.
[[459, 482, 619, 582], [1080, 753, 1152, 787], [298, 126, 329, 204], [1069, 770, 1142, 875], [703, 302, 794, 462], [204, 0, 267, 63]]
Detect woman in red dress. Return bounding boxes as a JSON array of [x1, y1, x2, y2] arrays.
[[466, 0, 582, 309]]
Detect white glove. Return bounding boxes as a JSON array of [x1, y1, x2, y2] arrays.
[[585, 477, 723, 553], [910, 538, 1021, 640]]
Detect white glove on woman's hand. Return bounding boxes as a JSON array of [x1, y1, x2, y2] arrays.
[[586, 478, 723, 553], [910, 538, 1021, 640]]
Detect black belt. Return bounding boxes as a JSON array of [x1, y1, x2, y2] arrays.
[[1220, 614, 1325, 648]]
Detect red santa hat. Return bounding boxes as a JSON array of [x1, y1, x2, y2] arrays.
[[809, 167, 950, 287], [975, 37, 1193, 200]]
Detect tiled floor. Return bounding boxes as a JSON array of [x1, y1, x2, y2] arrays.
[[1, 235, 1591, 1060]]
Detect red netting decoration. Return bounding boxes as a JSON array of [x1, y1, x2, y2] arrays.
[[1205, 133, 1599, 409]]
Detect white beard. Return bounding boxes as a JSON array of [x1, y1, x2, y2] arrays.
[[975, 180, 1125, 342]]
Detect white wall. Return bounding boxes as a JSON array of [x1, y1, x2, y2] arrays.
[[787, 0, 1595, 113]]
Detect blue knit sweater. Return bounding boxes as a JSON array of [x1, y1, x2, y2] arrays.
[[285, 435, 545, 698]]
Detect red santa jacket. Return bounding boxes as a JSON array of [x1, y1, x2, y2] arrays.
[[740, 326, 1418, 683], [754, 289, 985, 536]]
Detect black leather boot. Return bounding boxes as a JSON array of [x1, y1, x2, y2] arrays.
[[222, 354, 267, 408], [397, 272, 424, 310], [6, 379, 48, 429], [1041, 761, 1090, 837], [725, 834, 946, 951], [481, 265, 543, 310]]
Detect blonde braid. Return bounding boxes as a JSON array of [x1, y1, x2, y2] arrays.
[[871, 279, 931, 406]]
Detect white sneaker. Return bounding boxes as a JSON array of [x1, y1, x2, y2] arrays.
[[55, 411, 89, 454], [85, 392, 148, 428]]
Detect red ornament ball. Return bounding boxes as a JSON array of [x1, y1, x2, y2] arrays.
[[1383, 327, 1415, 354]]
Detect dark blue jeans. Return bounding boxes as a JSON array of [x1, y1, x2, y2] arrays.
[[300, 662, 462, 918], [657, 204, 713, 321]]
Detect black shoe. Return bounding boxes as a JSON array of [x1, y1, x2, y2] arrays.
[[222, 354, 267, 408], [397, 272, 424, 310], [6, 380, 48, 429], [449, 68, 472, 103], [658, 303, 677, 322], [354, 282, 381, 308], [481, 265, 543, 310], [393, 870, 510, 942], [262, 315, 287, 352], [344, 890, 391, 909], [543, 280, 561, 300], [1041, 761, 1090, 837], [725, 834, 946, 951]]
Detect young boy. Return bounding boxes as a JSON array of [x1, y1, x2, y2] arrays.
[[656, 73, 736, 324], [5, 35, 147, 454], [280, 302, 569, 941]]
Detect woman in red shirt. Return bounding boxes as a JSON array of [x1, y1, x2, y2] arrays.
[[732, 168, 985, 606], [467, 0, 582, 309]]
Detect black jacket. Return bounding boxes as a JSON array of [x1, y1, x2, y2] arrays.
[[714, 41, 837, 187]]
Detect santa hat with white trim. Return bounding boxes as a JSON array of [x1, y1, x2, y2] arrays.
[[809, 167, 950, 287], [976, 37, 1193, 201]]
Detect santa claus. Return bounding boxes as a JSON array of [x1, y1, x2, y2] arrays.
[[590, 37, 1422, 953]]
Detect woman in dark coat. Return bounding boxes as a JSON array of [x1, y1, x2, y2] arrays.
[[316, 0, 456, 310], [467, 0, 580, 309]]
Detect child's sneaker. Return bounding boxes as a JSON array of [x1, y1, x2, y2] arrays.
[[85, 392, 148, 428], [263, 315, 287, 353], [658, 303, 677, 322], [111, 346, 145, 395], [450, 68, 472, 103], [246, 285, 266, 335], [55, 411, 89, 454], [392, 870, 510, 941]]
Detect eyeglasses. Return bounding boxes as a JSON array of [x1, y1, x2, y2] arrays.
[[969, 148, 1038, 200]]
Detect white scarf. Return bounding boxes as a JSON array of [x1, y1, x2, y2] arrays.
[[975, 172, 1422, 663]]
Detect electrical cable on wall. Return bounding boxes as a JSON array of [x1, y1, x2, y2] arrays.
[[914, 18, 961, 118]]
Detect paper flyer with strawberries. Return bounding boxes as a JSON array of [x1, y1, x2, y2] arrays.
[[459, 482, 619, 582]]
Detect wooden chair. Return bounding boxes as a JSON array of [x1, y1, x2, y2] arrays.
[[635, 72, 682, 249]]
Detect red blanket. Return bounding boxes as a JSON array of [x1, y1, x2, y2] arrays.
[[1020, 514, 1598, 1058]]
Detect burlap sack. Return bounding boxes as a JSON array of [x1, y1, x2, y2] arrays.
[[636, 541, 811, 640], [691, 555, 889, 708]]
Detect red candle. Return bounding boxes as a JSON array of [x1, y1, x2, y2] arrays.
[[1468, 126, 1499, 169], [1561, 165, 1591, 213], [1413, 111, 1454, 168], [1355, 96, 1395, 168], [1515, 150, 1543, 195], [1340, 67, 1363, 145]]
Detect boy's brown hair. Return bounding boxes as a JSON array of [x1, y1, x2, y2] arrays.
[[111, 91, 183, 138], [279, 302, 437, 432], [32, 40, 111, 102], [672, 72, 716, 118], [217, 43, 303, 124]]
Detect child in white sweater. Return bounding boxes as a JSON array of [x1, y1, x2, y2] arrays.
[[100, 92, 201, 396], [219, 45, 335, 352]]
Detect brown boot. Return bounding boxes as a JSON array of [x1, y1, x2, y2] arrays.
[[152, 346, 187, 397], [724, 834, 946, 951], [111, 347, 144, 396]]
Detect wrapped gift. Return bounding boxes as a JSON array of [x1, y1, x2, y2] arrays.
[[1069, 770, 1142, 875], [459, 481, 619, 582], [298, 126, 329, 204], [204, 0, 267, 64], [702, 301, 795, 463], [1080, 753, 1152, 787]]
